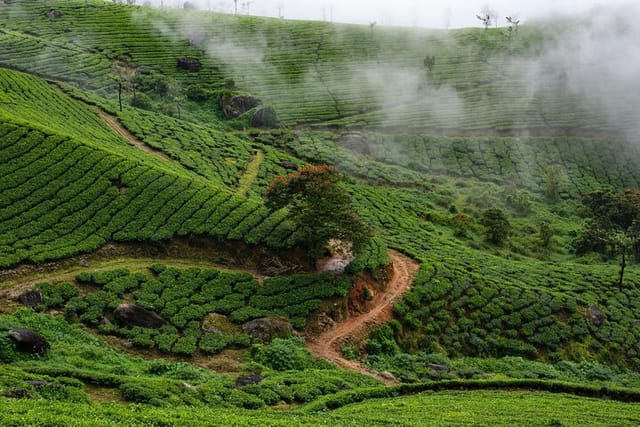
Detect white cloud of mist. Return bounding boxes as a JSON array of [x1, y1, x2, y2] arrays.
[[137, 2, 640, 137], [506, 4, 640, 136], [144, 0, 637, 29]]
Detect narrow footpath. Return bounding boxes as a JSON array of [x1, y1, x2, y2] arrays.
[[306, 250, 420, 385]]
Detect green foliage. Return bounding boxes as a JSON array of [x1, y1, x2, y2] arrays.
[[36, 265, 349, 357], [450, 213, 474, 238], [129, 93, 153, 110], [480, 208, 511, 244], [35, 282, 79, 309], [266, 165, 371, 259], [252, 338, 313, 371]]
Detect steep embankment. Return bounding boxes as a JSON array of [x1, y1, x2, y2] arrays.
[[307, 251, 420, 384], [0, 68, 294, 268]]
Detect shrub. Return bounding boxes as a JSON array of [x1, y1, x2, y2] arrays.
[[480, 208, 510, 244], [185, 85, 209, 102], [199, 332, 228, 354], [119, 382, 168, 405], [130, 93, 153, 110], [251, 338, 312, 371], [37, 282, 79, 309]]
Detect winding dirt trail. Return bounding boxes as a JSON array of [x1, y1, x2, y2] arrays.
[[306, 250, 420, 385], [94, 107, 172, 162]]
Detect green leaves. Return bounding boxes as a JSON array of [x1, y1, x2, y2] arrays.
[[265, 165, 371, 259]]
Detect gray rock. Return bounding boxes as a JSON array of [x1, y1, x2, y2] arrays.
[[428, 363, 450, 372], [7, 328, 49, 355], [235, 374, 262, 388], [588, 304, 605, 326], [24, 380, 54, 388], [177, 57, 201, 72], [3, 389, 31, 399], [379, 371, 396, 381], [114, 304, 166, 329], [219, 93, 261, 119], [242, 317, 293, 343], [46, 9, 62, 19], [18, 290, 43, 308]]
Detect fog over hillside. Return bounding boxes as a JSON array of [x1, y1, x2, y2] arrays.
[[144, 0, 637, 29], [138, 3, 640, 136]]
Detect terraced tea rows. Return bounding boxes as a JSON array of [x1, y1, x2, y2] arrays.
[[2, 1, 635, 131], [0, 126, 255, 266], [35, 265, 351, 355]]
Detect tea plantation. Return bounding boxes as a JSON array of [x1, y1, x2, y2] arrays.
[[1, 0, 640, 424]]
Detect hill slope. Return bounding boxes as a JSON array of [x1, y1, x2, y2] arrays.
[[2, 1, 640, 423]]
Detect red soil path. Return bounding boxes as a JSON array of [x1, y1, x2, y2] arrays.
[[306, 250, 420, 385]]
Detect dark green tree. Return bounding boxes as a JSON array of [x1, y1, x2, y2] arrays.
[[537, 220, 553, 252], [576, 188, 640, 286], [480, 208, 510, 245], [265, 165, 371, 260]]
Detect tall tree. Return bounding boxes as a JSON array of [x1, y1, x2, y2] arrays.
[[577, 188, 640, 286], [265, 165, 371, 260], [480, 208, 510, 245]]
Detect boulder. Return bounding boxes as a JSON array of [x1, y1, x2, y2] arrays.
[[177, 57, 201, 72], [379, 371, 396, 381], [219, 93, 261, 119], [7, 328, 49, 355], [428, 363, 450, 372], [24, 380, 54, 388], [201, 313, 239, 335], [17, 290, 43, 308], [250, 105, 278, 128], [242, 317, 293, 343], [114, 304, 166, 329], [339, 133, 371, 156], [588, 304, 605, 326], [46, 9, 63, 19], [235, 374, 262, 388], [3, 389, 31, 399], [278, 160, 298, 170]]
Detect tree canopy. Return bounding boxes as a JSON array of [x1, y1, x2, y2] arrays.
[[576, 188, 640, 286], [265, 165, 371, 260]]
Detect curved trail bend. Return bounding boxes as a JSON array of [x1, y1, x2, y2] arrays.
[[306, 250, 420, 385]]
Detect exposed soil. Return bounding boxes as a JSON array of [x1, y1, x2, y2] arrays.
[[306, 250, 420, 385], [94, 107, 172, 162]]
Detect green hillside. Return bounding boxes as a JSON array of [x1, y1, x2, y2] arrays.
[[1, 0, 640, 424]]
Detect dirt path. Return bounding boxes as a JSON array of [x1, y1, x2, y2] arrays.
[[306, 250, 420, 385], [237, 150, 264, 196], [0, 258, 262, 302], [94, 108, 172, 162]]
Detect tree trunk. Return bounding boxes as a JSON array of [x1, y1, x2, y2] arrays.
[[618, 251, 626, 288], [118, 81, 123, 112]]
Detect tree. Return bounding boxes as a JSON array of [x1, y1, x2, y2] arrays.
[[423, 55, 436, 71], [476, 13, 491, 30], [480, 208, 510, 244], [451, 213, 473, 238], [506, 16, 520, 34], [537, 220, 553, 252], [542, 165, 567, 203], [576, 188, 640, 286], [265, 165, 371, 260]]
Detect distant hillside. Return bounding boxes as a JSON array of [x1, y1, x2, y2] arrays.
[[1, 0, 638, 132]]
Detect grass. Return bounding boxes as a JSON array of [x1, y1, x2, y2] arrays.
[[238, 150, 265, 195], [0, 390, 638, 426]]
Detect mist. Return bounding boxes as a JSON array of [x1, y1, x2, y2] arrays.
[[134, 2, 640, 139], [507, 4, 640, 136], [142, 0, 637, 30]]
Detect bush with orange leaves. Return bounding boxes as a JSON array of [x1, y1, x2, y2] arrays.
[[265, 165, 371, 260]]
